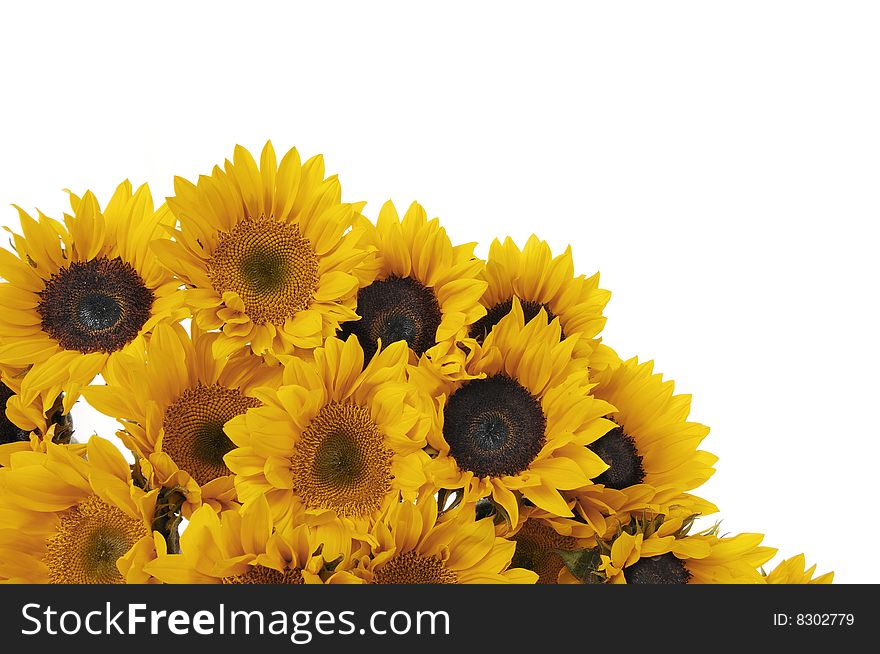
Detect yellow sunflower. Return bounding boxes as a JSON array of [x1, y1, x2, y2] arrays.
[[0, 181, 186, 419], [426, 299, 616, 527], [764, 554, 833, 584], [470, 235, 615, 369], [145, 496, 359, 584], [339, 200, 487, 385], [82, 322, 281, 517], [597, 513, 776, 584], [574, 357, 718, 529], [158, 142, 374, 358], [0, 436, 160, 584], [351, 496, 537, 584], [224, 335, 432, 554]]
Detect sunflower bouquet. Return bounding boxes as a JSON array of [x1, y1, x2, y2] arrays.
[[0, 143, 831, 585]]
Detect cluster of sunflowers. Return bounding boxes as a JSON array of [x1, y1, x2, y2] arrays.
[[0, 143, 831, 585]]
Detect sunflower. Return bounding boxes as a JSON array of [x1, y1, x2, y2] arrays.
[[597, 513, 776, 584], [144, 496, 358, 584], [0, 436, 160, 584], [338, 200, 487, 386], [351, 496, 537, 584], [764, 554, 833, 584], [573, 357, 718, 530], [83, 322, 281, 517], [0, 181, 186, 419], [426, 299, 616, 527], [224, 335, 432, 553], [469, 235, 615, 368], [1, 374, 73, 456], [157, 142, 374, 359]]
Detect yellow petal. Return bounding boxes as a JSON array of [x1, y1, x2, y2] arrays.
[[519, 483, 573, 517]]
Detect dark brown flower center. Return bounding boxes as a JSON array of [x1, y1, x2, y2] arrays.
[[470, 298, 558, 343], [38, 257, 154, 353], [0, 382, 28, 444], [625, 552, 692, 584], [443, 374, 546, 477], [588, 425, 645, 489], [340, 276, 442, 360]]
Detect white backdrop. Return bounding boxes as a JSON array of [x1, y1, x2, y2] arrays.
[[1, 1, 877, 582]]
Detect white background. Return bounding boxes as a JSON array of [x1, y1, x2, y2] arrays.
[[1, 1, 877, 582]]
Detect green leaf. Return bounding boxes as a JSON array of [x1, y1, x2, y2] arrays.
[[555, 548, 604, 584]]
